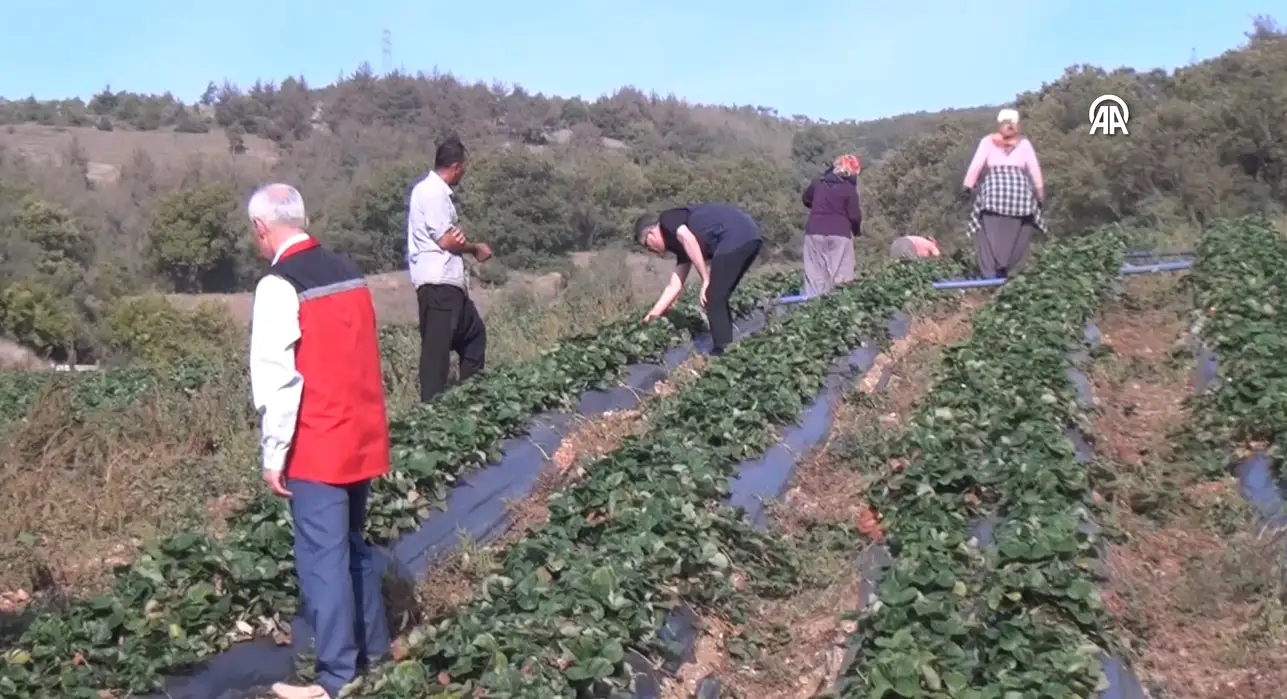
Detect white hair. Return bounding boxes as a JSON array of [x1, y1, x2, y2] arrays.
[[247, 183, 308, 229]]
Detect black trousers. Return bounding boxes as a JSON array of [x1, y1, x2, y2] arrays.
[[706, 239, 763, 355], [416, 283, 486, 402]]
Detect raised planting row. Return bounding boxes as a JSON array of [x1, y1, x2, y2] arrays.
[[368, 270, 798, 542], [1190, 216, 1287, 442], [1190, 216, 1287, 521], [0, 272, 799, 699], [724, 309, 912, 531], [839, 233, 1128, 698], [343, 259, 960, 699]]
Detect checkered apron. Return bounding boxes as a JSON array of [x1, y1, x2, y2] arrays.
[[966, 164, 1044, 238]]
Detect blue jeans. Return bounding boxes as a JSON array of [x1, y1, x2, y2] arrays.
[[288, 479, 389, 697]]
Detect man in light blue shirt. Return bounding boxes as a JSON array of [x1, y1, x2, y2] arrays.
[[406, 136, 493, 401]]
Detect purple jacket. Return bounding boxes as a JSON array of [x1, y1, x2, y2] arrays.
[[802, 169, 861, 237]]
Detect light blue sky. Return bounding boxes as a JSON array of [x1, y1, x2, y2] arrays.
[[0, 1, 1273, 122]]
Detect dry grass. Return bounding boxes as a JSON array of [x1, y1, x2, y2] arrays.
[[164, 248, 765, 330], [0, 123, 278, 182], [1092, 275, 1287, 699], [0, 350, 258, 596], [658, 298, 981, 699]]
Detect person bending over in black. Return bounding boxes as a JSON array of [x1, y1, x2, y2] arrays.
[[634, 202, 764, 355]]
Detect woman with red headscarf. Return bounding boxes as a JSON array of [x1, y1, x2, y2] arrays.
[[801, 153, 862, 296]]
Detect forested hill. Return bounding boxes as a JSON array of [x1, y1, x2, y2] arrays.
[[0, 18, 1283, 360]]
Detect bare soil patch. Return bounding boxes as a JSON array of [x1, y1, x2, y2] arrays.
[[1092, 275, 1287, 699], [1089, 276, 1192, 470]]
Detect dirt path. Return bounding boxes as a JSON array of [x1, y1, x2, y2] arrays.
[[1094, 276, 1287, 699], [658, 297, 982, 699]]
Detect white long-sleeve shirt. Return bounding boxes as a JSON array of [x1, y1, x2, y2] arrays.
[[406, 170, 467, 290], [249, 233, 309, 473]]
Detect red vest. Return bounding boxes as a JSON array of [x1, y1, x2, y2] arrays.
[[270, 237, 390, 485]]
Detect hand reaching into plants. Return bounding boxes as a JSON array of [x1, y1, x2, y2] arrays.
[[641, 310, 661, 324], [263, 469, 292, 498], [472, 243, 493, 262]]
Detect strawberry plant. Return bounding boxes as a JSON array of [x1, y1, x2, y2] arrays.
[[0, 272, 800, 698], [341, 259, 961, 698], [837, 232, 1126, 698], [1190, 217, 1287, 448]]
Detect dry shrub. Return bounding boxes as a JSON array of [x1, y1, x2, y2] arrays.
[[0, 351, 256, 593]]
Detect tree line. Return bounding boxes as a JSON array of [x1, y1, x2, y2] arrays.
[[0, 18, 1282, 362]]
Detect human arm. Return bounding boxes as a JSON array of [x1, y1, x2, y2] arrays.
[[410, 186, 488, 259], [847, 188, 863, 235], [961, 137, 991, 189], [249, 275, 303, 497], [675, 225, 710, 284], [643, 264, 692, 321], [802, 181, 816, 208], [1020, 140, 1045, 201], [440, 228, 492, 261]]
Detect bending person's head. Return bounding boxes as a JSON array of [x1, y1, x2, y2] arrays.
[[994, 108, 1021, 145], [247, 183, 308, 260], [633, 212, 665, 255]]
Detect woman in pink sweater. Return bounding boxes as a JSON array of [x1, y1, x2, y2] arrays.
[[960, 108, 1046, 278]]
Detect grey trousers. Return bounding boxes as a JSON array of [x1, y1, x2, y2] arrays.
[[977, 213, 1036, 279], [803, 235, 855, 296]]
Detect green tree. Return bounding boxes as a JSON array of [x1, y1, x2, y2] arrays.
[[462, 150, 575, 268], [0, 279, 80, 358], [146, 184, 242, 293], [10, 197, 94, 282], [104, 294, 235, 364], [791, 124, 841, 172], [327, 160, 425, 273]]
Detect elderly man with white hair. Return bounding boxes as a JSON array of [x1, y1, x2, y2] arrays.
[[960, 107, 1046, 278], [246, 184, 391, 699]]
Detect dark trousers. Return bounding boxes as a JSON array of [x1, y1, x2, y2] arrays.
[[706, 239, 763, 355], [416, 283, 486, 402], [288, 478, 389, 698]]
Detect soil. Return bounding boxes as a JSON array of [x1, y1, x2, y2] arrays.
[[1093, 275, 1287, 699], [1089, 277, 1192, 470], [658, 297, 980, 699]]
